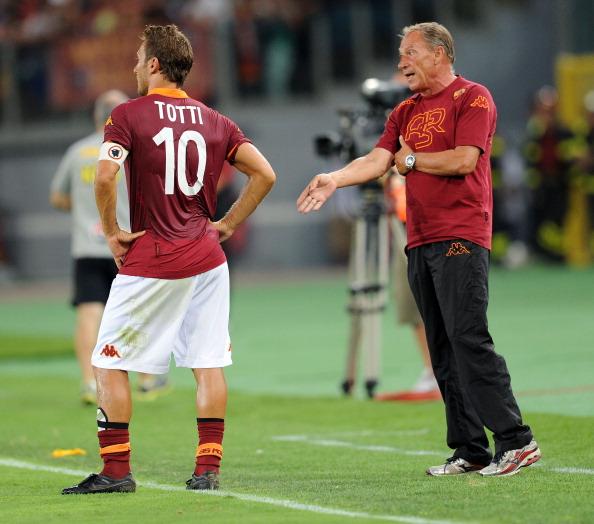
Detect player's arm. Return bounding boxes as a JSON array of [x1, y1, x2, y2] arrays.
[[95, 142, 144, 267], [50, 191, 71, 211], [297, 147, 393, 213], [213, 142, 276, 242], [95, 158, 120, 237], [394, 136, 480, 176], [49, 150, 73, 211]]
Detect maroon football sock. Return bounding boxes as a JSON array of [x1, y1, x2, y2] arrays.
[[98, 428, 131, 479], [194, 418, 224, 476]]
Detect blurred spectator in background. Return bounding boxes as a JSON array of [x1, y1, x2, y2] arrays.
[[0, 0, 327, 118], [232, 0, 264, 97], [50, 90, 168, 405], [377, 71, 438, 401], [489, 135, 508, 261], [522, 86, 576, 261], [375, 172, 440, 402], [490, 135, 531, 268], [231, 0, 316, 99], [258, 0, 296, 100], [2, 0, 68, 119], [179, 0, 232, 106]]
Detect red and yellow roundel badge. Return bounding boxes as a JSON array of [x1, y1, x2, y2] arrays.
[[108, 145, 124, 160]]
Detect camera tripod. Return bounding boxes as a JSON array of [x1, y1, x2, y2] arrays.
[[341, 184, 389, 398]]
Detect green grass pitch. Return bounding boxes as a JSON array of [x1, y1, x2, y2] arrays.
[[1, 266, 593, 523]]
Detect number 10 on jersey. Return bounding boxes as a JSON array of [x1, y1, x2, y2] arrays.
[[153, 127, 207, 196]]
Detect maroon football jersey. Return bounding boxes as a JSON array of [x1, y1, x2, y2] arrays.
[[104, 88, 250, 278], [376, 76, 496, 250]]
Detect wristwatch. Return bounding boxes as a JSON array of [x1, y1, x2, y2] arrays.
[[404, 153, 416, 170]]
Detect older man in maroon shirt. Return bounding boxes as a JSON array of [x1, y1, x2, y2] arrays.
[[297, 22, 540, 478]]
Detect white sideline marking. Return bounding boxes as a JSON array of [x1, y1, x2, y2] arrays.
[[0, 457, 463, 524], [550, 467, 594, 475], [272, 435, 442, 456], [271, 440, 594, 476], [320, 430, 431, 438]]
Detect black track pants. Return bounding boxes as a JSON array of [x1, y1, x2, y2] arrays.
[[407, 239, 533, 464]]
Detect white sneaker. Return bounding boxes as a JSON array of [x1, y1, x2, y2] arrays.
[[80, 381, 97, 406], [412, 367, 439, 393], [479, 440, 541, 477], [136, 374, 171, 401], [426, 457, 485, 476]]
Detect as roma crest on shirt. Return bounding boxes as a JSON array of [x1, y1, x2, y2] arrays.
[[470, 95, 490, 110], [453, 88, 466, 100], [108, 144, 124, 160]]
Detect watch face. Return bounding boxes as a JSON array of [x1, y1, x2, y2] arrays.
[[405, 155, 415, 168]]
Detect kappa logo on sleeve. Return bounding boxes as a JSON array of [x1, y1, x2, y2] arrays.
[[470, 95, 490, 110], [105, 116, 113, 126], [108, 145, 124, 160], [100, 344, 121, 358]]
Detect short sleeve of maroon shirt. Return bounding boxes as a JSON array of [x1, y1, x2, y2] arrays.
[[374, 77, 497, 250], [104, 93, 251, 279]]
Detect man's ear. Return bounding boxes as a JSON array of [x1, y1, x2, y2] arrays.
[[148, 56, 160, 74], [434, 46, 445, 64]]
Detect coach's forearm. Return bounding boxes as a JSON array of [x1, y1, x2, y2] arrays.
[[95, 160, 120, 237], [414, 146, 479, 176], [332, 148, 393, 188]]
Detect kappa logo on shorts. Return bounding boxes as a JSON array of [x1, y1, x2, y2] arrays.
[[100, 344, 121, 358], [446, 242, 471, 256]]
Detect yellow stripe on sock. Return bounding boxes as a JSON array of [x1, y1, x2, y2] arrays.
[[196, 443, 223, 458], [99, 442, 131, 455]]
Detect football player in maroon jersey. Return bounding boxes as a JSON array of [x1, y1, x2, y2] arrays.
[[63, 24, 275, 495]]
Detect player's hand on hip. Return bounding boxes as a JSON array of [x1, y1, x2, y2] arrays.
[[297, 173, 337, 213], [211, 219, 234, 243], [107, 228, 146, 268]]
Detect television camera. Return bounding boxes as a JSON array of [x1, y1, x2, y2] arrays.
[[314, 78, 408, 398]]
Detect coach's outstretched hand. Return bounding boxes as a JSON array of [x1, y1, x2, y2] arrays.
[[297, 173, 337, 213], [107, 228, 146, 268]]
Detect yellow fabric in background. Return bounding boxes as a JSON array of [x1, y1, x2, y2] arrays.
[[556, 54, 594, 266]]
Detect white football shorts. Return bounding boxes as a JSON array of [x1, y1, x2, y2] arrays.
[[91, 262, 231, 374]]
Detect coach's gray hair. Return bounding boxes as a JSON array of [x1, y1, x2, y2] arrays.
[[401, 22, 455, 65], [94, 89, 129, 129]]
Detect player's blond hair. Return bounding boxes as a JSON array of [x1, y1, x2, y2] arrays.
[[401, 22, 455, 65], [141, 24, 193, 87]]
